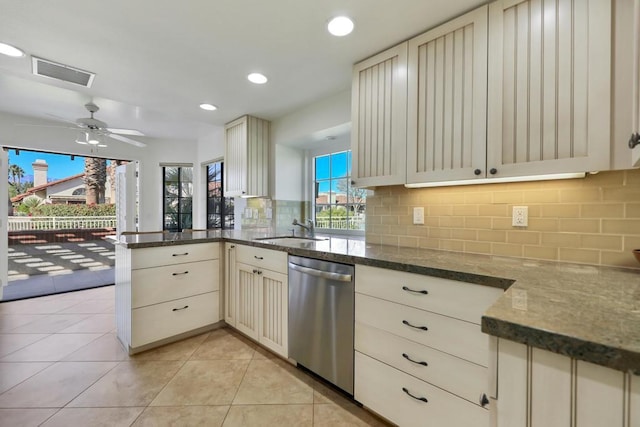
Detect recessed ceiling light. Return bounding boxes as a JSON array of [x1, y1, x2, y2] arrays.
[[247, 73, 268, 84], [97, 144, 108, 148], [0, 42, 25, 57], [199, 103, 217, 111], [327, 16, 354, 36]]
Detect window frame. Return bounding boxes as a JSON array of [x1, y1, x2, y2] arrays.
[[308, 145, 366, 236], [206, 161, 234, 229], [162, 165, 193, 232]]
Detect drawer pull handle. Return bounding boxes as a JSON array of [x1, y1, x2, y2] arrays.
[[172, 271, 189, 276], [172, 305, 189, 312], [402, 320, 428, 331], [254, 256, 264, 260], [402, 353, 428, 366], [402, 387, 428, 403], [172, 252, 189, 257], [402, 286, 428, 295]]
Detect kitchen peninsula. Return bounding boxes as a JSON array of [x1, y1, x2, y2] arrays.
[[113, 230, 640, 426]]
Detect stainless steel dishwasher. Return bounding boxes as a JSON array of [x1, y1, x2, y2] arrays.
[[288, 255, 354, 395]]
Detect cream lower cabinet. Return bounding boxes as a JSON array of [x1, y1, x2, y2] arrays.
[[115, 242, 221, 353], [230, 244, 288, 358], [354, 265, 503, 427], [224, 242, 237, 327], [494, 339, 640, 427]]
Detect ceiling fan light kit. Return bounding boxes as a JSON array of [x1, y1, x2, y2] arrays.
[[20, 102, 147, 148]]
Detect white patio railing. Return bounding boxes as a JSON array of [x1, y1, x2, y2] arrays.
[[315, 217, 365, 230], [8, 216, 117, 231]]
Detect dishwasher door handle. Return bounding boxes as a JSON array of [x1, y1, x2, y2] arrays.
[[288, 262, 352, 282]]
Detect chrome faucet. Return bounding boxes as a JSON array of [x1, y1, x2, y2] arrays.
[[292, 218, 315, 237]]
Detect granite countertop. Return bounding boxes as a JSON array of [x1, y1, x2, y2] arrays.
[[113, 230, 640, 374]]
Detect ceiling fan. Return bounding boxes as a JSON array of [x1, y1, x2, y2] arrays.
[[19, 102, 147, 148]]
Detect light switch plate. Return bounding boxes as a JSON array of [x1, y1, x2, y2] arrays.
[[512, 206, 528, 227], [413, 207, 425, 225]]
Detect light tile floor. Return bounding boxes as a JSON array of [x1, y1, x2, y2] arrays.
[[0, 286, 390, 426]]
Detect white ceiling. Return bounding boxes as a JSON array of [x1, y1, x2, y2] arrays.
[[0, 0, 485, 143]]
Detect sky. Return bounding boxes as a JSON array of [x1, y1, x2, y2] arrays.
[[7, 149, 86, 182]]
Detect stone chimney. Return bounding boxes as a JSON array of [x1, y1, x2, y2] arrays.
[[32, 159, 48, 187]]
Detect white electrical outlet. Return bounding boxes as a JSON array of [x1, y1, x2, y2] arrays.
[[413, 207, 425, 225], [512, 206, 528, 227]]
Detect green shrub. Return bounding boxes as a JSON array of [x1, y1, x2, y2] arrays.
[[31, 204, 116, 217]]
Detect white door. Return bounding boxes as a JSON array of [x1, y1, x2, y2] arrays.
[[0, 149, 8, 297], [115, 162, 137, 235]]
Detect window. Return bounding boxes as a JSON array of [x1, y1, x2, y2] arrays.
[[206, 161, 234, 229], [163, 166, 193, 232], [314, 150, 366, 231]]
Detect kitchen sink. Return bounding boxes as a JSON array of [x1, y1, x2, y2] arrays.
[[253, 236, 328, 244]]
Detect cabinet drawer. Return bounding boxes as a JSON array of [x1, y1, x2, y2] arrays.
[[131, 292, 219, 348], [131, 243, 219, 270], [236, 245, 287, 274], [355, 322, 487, 404], [355, 352, 488, 427], [356, 265, 502, 324], [356, 293, 488, 366], [131, 260, 219, 308]]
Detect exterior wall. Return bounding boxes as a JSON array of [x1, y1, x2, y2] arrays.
[[365, 169, 640, 269]]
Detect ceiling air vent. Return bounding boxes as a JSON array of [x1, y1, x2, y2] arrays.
[[31, 56, 95, 88]]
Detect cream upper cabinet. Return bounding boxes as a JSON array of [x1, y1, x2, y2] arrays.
[[487, 0, 611, 178], [224, 115, 269, 197], [351, 42, 408, 187], [407, 6, 488, 183]]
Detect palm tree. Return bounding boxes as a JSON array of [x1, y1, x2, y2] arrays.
[[8, 164, 25, 185], [84, 157, 107, 204]]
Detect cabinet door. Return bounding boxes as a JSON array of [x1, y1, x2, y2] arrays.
[[487, 0, 611, 178], [257, 269, 288, 358], [224, 116, 269, 197], [224, 243, 236, 327], [224, 116, 248, 197], [235, 262, 259, 340], [631, 373, 640, 427], [632, 0, 640, 167], [407, 6, 488, 183], [351, 42, 408, 187]]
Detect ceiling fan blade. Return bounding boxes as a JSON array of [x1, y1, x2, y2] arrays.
[[106, 128, 144, 136], [15, 123, 76, 130], [108, 133, 146, 148], [45, 113, 80, 126]]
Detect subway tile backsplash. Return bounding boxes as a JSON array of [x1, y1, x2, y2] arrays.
[[365, 169, 640, 269]]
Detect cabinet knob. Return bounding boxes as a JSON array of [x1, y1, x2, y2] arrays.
[[629, 133, 640, 149], [257, 270, 263, 275], [242, 191, 246, 194], [252, 269, 258, 274], [489, 168, 497, 175], [474, 169, 482, 176], [480, 393, 490, 408]]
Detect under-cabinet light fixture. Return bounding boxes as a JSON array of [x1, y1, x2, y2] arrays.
[[404, 172, 586, 188]]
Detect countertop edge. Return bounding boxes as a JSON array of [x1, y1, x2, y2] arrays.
[[112, 233, 640, 373], [481, 315, 640, 375]]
